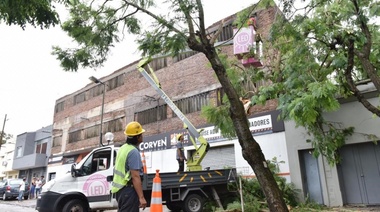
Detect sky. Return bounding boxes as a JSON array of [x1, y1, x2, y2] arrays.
[[0, 0, 256, 140]]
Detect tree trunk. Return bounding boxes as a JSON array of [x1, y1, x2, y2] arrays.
[[198, 46, 289, 212]]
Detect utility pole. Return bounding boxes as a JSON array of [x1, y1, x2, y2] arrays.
[[89, 76, 106, 147], [0, 114, 7, 151]]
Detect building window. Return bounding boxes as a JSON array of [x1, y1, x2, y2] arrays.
[[149, 58, 167, 70], [55, 101, 64, 113], [81, 118, 124, 140], [173, 92, 210, 116], [74, 91, 87, 105], [16, 146, 22, 158], [107, 74, 124, 91], [217, 23, 234, 42], [36, 139, 48, 154], [172, 51, 198, 63], [68, 130, 83, 143], [52, 136, 62, 147], [103, 118, 124, 133], [84, 125, 99, 140], [89, 84, 104, 98], [36, 143, 47, 154], [135, 105, 168, 125], [36, 138, 49, 154]]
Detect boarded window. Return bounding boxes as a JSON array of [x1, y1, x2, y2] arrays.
[[149, 58, 167, 70], [74, 91, 87, 105], [103, 118, 124, 133], [52, 136, 62, 147], [172, 51, 198, 63], [107, 74, 124, 91], [84, 125, 99, 140], [217, 23, 234, 42], [89, 84, 104, 98], [69, 130, 83, 143], [135, 105, 168, 125], [173, 92, 210, 116], [55, 101, 64, 113]]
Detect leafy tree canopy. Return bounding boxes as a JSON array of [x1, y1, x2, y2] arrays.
[[0, 0, 61, 29], [249, 0, 379, 164], [205, 0, 379, 165]]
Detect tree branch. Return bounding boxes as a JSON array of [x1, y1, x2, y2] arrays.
[[196, 0, 205, 35], [345, 38, 380, 117], [351, 0, 380, 91], [210, 20, 224, 45], [124, 0, 185, 37]]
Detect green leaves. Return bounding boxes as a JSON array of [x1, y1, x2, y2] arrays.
[[52, 0, 192, 71], [0, 0, 60, 29], [201, 104, 236, 139], [52, 1, 124, 71], [261, 0, 379, 164], [136, 27, 187, 57]]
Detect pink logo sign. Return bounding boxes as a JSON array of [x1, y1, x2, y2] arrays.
[[83, 174, 109, 196], [234, 26, 255, 55]]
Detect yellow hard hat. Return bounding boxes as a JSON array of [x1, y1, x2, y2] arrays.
[[124, 121, 145, 136], [177, 134, 183, 140]]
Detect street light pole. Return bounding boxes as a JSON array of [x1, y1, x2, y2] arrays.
[[89, 76, 106, 147], [0, 114, 7, 151]]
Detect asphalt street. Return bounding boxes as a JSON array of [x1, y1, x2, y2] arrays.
[[0, 198, 171, 212], [2, 198, 379, 212]]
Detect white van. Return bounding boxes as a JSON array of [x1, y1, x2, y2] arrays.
[[36, 145, 118, 212], [36, 143, 237, 212]]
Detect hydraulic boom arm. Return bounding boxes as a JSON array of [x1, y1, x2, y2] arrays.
[[137, 58, 210, 171]]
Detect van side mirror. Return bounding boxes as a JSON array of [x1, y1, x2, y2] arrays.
[[106, 175, 113, 182], [71, 163, 79, 177]]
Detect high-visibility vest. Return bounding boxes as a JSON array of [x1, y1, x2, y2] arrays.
[[111, 144, 136, 193]]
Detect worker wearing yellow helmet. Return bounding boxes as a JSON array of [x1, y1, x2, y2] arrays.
[[176, 134, 187, 172], [111, 121, 147, 212]]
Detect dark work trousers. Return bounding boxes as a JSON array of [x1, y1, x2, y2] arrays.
[[115, 185, 139, 212], [177, 159, 184, 172]]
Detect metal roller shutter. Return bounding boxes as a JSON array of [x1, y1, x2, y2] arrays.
[[199, 145, 236, 170]]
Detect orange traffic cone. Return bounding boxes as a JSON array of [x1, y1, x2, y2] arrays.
[[141, 151, 147, 174], [150, 169, 163, 212]]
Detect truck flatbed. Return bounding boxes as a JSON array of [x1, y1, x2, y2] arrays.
[[143, 168, 236, 190]]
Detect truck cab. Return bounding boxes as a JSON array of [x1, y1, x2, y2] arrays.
[[36, 145, 119, 212]]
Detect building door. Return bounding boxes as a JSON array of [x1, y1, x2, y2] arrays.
[[338, 142, 380, 205], [201, 145, 235, 170], [299, 149, 324, 204]]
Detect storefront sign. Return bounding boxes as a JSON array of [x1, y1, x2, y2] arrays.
[[141, 110, 283, 152]]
